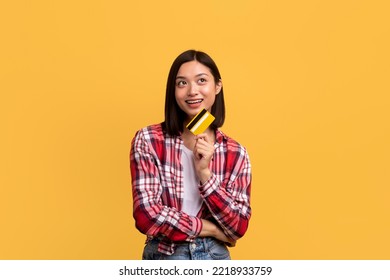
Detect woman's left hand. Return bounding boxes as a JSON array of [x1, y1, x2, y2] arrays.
[[193, 133, 214, 183]]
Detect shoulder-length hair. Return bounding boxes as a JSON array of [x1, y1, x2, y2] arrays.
[[163, 50, 225, 136]]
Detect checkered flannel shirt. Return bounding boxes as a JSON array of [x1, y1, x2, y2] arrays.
[[130, 123, 252, 255]]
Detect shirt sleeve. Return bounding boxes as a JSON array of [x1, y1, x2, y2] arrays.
[[198, 147, 252, 240], [130, 129, 202, 242]]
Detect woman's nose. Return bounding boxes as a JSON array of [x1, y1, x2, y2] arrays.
[[188, 82, 199, 95]]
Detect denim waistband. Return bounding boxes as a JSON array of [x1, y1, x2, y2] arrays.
[[144, 236, 230, 260]]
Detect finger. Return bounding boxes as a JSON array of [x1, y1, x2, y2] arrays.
[[193, 149, 203, 159], [194, 148, 208, 160], [195, 133, 210, 143], [194, 144, 212, 156], [195, 133, 207, 139], [194, 142, 214, 157], [193, 145, 205, 159], [194, 139, 208, 150], [195, 138, 213, 150], [194, 150, 212, 161]]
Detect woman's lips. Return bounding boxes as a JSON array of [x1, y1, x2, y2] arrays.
[[185, 99, 203, 108], [185, 99, 203, 104]]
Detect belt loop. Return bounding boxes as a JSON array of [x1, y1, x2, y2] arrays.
[[203, 237, 208, 252]]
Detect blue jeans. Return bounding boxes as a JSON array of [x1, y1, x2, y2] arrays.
[[142, 237, 231, 260]]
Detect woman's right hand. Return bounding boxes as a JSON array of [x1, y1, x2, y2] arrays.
[[199, 219, 236, 247]]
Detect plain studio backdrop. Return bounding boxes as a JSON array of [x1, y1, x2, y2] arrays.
[[0, 0, 389, 259]]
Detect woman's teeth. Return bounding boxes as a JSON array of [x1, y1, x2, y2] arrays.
[[186, 99, 203, 104]]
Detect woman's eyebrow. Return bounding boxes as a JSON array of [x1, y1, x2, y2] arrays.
[[175, 73, 209, 80], [196, 73, 209, 77]]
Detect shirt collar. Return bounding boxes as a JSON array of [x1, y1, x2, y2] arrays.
[[215, 129, 228, 144]]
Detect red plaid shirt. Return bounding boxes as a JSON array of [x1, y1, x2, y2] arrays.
[[130, 123, 252, 255]]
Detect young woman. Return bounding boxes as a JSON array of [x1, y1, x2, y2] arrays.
[[130, 50, 252, 260]]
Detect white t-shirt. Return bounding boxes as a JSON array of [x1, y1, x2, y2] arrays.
[[181, 145, 203, 216]]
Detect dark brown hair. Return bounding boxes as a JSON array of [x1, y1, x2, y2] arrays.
[[164, 50, 225, 136]]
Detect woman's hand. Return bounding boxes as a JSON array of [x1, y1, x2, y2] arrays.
[[193, 133, 214, 184], [199, 219, 236, 247]]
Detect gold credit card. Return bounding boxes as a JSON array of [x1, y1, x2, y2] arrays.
[[186, 108, 215, 135]]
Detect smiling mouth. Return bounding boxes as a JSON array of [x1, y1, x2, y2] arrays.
[[185, 99, 203, 104]]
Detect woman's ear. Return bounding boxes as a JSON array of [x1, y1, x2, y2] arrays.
[[216, 79, 223, 95]]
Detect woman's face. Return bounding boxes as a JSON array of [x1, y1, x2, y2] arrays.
[[175, 60, 222, 121]]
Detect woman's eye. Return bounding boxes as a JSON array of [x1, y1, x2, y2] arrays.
[[177, 80, 187, 86], [198, 78, 207, 83]]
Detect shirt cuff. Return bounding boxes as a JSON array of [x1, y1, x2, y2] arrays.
[[198, 173, 219, 197], [185, 216, 202, 242]]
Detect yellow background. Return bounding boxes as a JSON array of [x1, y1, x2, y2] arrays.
[[1, 0, 389, 259]]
